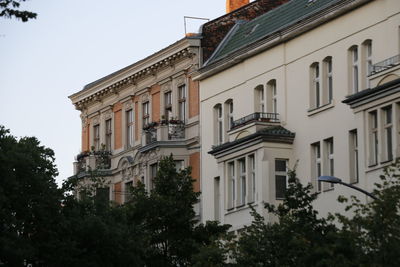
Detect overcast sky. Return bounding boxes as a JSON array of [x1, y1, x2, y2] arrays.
[[0, 0, 227, 185]]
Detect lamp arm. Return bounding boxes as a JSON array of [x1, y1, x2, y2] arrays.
[[338, 181, 377, 200]]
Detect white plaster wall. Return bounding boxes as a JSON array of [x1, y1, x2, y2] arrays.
[[200, 0, 400, 225]]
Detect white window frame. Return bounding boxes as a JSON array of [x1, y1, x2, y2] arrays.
[[143, 101, 150, 126], [369, 110, 379, 166], [349, 129, 359, 184], [105, 119, 112, 151], [275, 159, 288, 199], [238, 158, 246, 206], [383, 106, 393, 162], [351, 46, 359, 93], [93, 124, 100, 151], [126, 109, 134, 148], [178, 84, 186, 122]]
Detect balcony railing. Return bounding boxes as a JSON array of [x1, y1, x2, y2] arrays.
[[75, 150, 112, 174], [231, 112, 279, 130], [371, 54, 400, 74], [144, 127, 157, 144], [142, 120, 186, 146]]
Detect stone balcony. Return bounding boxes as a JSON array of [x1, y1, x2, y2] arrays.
[[141, 120, 186, 148], [73, 150, 112, 176], [228, 112, 280, 142]]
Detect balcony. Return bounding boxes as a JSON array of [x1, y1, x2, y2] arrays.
[[74, 150, 112, 175], [370, 54, 400, 75], [142, 120, 186, 147], [231, 112, 279, 130]]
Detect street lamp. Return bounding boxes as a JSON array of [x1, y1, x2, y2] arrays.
[[318, 176, 377, 200]]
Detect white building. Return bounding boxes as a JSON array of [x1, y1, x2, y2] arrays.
[[194, 0, 400, 230]]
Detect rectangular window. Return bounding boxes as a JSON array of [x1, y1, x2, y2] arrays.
[[312, 142, 322, 192], [275, 159, 287, 199], [125, 181, 133, 203], [214, 177, 220, 221], [93, 124, 100, 151], [259, 88, 265, 112], [324, 138, 334, 189], [164, 91, 172, 120], [174, 160, 184, 171], [228, 162, 235, 209], [383, 106, 393, 161], [349, 129, 359, 184], [143, 102, 149, 126], [178, 85, 186, 121], [238, 158, 246, 206], [105, 119, 112, 151], [272, 83, 277, 114], [126, 109, 134, 148], [149, 163, 158, 190], [248, 155, 256, 203], [369, 111, 378, 165]]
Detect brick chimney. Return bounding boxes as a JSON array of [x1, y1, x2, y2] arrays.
[[226, 0, 250, 13]]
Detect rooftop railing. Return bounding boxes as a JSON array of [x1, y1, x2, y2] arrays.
[[371, 54, 400, 74], [231, 112, 279, 130]]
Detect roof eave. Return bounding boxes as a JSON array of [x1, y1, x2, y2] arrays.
[[193, 0, 372, 81]]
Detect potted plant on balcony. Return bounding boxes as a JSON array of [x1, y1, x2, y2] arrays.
[[143, 121, 159, 131]]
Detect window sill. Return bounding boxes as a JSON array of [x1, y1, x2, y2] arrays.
[[323, 187, 334, 193], [307, 101, 335, 116], [366, 159, 396, 173], [226, 203, 257, 215]]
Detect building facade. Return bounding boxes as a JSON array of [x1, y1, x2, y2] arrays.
[[69, 37, 202, 207], [194, 0, 400, 230]]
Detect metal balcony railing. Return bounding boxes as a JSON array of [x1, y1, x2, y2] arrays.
[[231, 112, 279, 129], [168, 123, 185, 140], [371, 54, 400, 74]]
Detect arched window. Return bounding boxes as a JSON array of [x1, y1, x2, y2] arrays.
[[309, 62, 321, 108], [214, 104, 223, 145], [254, 85, 265, 112], [362, 39, 372, 88], [266, 79, 277, 113], [349, 45, 359, 93], [323, 56, 333, 104]]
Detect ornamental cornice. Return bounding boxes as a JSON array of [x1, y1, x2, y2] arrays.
[[72, 47, 197, 110]]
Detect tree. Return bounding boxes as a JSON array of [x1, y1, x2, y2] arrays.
[[0, 126, 62, 265], [0, 0, 37, 22], [337, 159, 400, 267], [232, 167, 358, 266], [128, 155, 230, 266]]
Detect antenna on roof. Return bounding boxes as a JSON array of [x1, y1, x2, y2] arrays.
[[184, 16, 209, 36]]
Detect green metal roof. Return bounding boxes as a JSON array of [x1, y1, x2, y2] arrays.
[[208, 0, 343, 64]]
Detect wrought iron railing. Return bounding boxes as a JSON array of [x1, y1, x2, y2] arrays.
[[371, 54, 400, 74], [231, 112, 279, 129], [145, 127, 157, 144], [168, 123, 185, 140]]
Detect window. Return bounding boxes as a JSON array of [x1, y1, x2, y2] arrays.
[[311, 63, 321, 108], [228, 162, 235, 209], [149, 163, 158, 190], [383, 106, 393, 161], [174, 160, 184, 171], [350, 46, 359, 93], [225, 100, 234, 132], [105, 119, 112, 151], [312, 142, 322, 192], [254, 85, 265, 112], [125, 181, 133, 203], [93, 124, 100, 150], [214, 104, 223, 145], [267, 80, 277, 113], [142, 102, 149, 126], [126, 109, 134, 148], [164, 91, 172, 120], [369, 111, 378, 165], [238, 158, 246, 206], [214, 177, 220, 220], [275, 159, 288, 199], [323, 57, 333, 104], [349, 129, 359, 184], [178, 85, 186, 121], [248, 155, 256, 203], [324, 138, 334, 190], [362, 40, 372, 88]]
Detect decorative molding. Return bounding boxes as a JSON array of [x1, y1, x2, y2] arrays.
[[72, 47, 197, 108]]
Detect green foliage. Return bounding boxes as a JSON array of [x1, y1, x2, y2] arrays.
[[0, 0, 37, 22], [232, 167, 358, 267], [337, 158, 400, 267], [0, 125, 62, 265]]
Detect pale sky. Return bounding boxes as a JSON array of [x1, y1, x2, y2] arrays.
[[0, 0, 226, 185]]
